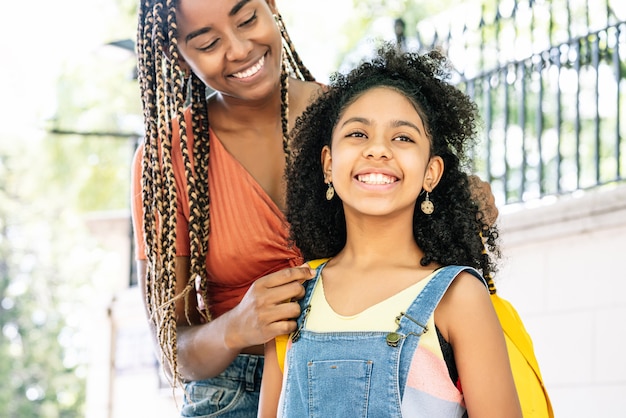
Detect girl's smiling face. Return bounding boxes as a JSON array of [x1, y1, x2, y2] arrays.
[[175, 0, 282, 102], [322, 86, 443, 220]]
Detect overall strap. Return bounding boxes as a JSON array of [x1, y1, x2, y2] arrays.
[[397, 265, 486, 395], [295, 259, 329, 331], [277, 259, 329, 372], [401, 265, 486, 331]]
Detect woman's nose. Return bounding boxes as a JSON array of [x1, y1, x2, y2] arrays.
[[225, 33, 252, 61]]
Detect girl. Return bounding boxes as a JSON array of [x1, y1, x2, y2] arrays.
[[259, 45, 521, 417]]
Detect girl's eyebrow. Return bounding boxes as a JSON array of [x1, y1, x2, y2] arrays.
[[340, 117, 422, 134], [390, 119, 423, 135], [339, 117, 370, 127], [185, 0, 252, 44]]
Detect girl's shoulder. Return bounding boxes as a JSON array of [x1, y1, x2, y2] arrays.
[[439, 270, 491, 308], [435, 269, 493, 341]]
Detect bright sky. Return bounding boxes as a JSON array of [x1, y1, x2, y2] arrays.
[[0, 0, 126, 140], [0, 0, 356, 144], [279, 1, 355, 81]]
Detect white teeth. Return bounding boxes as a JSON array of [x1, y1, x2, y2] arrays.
[[357, 173, 396, 184], [232, 55, 264, 79]]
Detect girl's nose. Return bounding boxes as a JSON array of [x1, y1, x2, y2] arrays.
[[363, 137, 392, 160]]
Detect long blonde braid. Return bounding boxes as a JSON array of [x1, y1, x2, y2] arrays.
[[136, 0, 315, 389]]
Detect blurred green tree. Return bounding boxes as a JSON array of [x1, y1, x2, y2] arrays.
[[0, 143, 89, 417], [0, 0, 139, 415]]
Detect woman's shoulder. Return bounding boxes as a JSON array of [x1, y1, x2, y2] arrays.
[[289, 78, 326, 116]]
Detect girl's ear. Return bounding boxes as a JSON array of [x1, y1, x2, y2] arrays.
[[423, 156, 444, 192], [321, 145, 332, 182]]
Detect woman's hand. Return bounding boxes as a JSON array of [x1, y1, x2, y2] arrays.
[[468, 175, 499, 226], [222, 265, 316, 352], [156, 263, 315, 381]]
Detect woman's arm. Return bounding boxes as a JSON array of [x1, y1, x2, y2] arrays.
[[258, 338, 283, 418], [175, 264, 313, 381], [437, 272, 522, 418], [131, 146, 314, 381], [136, 257, 314, 381]]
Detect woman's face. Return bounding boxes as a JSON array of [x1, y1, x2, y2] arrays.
[[175, 0, 282, 102], [322, 87, 443, 220]]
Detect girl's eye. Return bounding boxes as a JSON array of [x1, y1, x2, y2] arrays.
[[346, 131, 367, 138], [240, 11, 257, 27], [393, 135, 415, 143]]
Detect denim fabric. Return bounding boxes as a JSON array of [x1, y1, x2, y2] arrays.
[[281, 330, 404, 417], [279, 264, 484, 417], [181, 354, 263, 418]]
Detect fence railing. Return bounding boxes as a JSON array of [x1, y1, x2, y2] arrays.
[[413, 0, 626, 205]]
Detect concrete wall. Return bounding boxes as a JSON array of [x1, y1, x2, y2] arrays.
[[495, 184, 626, 417], [82, 212, 181, 418]]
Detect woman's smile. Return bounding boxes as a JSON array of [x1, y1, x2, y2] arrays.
[[230, 54, 265, 79]]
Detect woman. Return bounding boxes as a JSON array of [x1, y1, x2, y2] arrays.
[[133, 0, 320, 415]]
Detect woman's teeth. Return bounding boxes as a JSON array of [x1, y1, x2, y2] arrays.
[[232, 55, 264, 79]]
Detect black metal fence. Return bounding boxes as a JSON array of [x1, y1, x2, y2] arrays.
[[414, 0, 626, 205]]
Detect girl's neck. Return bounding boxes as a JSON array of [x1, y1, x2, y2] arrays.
[[322, 219, 434, 316], [337, 217, 424, 269]]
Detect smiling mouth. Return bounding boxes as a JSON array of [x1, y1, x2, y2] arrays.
[[231, 55, 265, 79], [357, 173, 397, 184]]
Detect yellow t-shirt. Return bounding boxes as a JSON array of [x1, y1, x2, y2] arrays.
[[305, 271, 436, 332], [276, 261, 444, 374]]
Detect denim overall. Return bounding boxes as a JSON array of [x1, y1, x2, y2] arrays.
[[279, 264, 484, 418]]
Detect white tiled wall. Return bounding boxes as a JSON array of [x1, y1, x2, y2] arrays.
[[496, 185, 626, 417]]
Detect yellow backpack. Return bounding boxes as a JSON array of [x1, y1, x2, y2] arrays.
[[276, 259, 554, 417], [490, 289, 554, 417]]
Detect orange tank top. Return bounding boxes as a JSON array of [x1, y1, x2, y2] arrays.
[[131, 111, 303, 318]]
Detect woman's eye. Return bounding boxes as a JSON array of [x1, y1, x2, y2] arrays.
[[198, 39, 219, 52], [240, 12, 257, 27]]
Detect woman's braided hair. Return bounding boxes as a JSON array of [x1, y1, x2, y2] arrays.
[[136, 0, 314, 386]]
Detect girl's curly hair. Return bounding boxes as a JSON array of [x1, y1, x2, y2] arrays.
[[285, 44, 499, 278]]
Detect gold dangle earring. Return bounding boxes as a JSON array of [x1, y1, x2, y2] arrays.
[[326, 182, 335, 201], [421, 191, 434, 214]]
